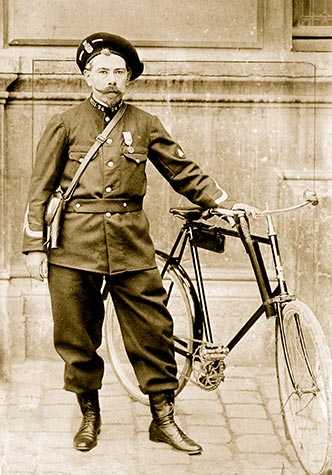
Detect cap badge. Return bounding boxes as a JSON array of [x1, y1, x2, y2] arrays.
[[83, 40, 93, 54]]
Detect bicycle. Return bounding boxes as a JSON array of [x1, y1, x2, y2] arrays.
[[104, 189, 332, 475]]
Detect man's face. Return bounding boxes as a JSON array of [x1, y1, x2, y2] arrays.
[[83, 53, 130, 107]]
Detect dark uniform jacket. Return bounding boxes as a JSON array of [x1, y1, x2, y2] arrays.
[[23, 99, 226, 274]]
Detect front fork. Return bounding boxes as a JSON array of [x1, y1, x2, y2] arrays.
[[235, 212, 303, 390], [264, 214, 317, 393], [236, 212, 296, 316], [277, 302, 319, 395]]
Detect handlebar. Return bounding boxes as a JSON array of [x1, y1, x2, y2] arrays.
[[210, 189, 319, 220]]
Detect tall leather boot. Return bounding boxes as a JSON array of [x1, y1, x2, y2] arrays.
[[148, 391, 202, 455], [73, 390, 101, 451]]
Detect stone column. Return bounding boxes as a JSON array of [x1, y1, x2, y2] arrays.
[[0, 60, 19, 378]]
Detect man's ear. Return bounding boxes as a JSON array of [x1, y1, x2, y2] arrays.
[[83, 69, 92, 87]]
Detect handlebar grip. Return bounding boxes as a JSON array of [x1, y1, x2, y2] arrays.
[[304, 189, 319, 206]]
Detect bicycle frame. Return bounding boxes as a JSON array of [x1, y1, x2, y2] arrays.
[[160, 213, 281, 349], [160, 209, 316, 393], [104, 189, 332, 474]]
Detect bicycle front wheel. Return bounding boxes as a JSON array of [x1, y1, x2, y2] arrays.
[[276, 299, 332, 475], [104, 252, 198, 405]]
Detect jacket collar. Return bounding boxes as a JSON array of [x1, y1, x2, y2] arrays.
[[89, 95, 123, 116]]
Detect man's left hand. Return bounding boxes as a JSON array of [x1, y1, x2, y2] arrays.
[[232, 203, 261, 219]]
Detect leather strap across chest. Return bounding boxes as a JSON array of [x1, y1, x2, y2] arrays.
[[63, 103, 128, 202]]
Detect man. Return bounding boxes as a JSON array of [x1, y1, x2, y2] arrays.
[[23, 32, 253, 454]]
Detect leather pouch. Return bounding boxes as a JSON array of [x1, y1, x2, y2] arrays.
[[44, 187, 66, 249], [191, 223, 225, 253]]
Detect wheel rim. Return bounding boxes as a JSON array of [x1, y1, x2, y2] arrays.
[[277, 301, 332, 474], [104, 254, 195, 404]]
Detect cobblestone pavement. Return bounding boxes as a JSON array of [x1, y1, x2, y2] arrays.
[[0, 359, 306, 475]]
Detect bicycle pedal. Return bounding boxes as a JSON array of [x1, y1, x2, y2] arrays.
[[201, 344, 229, 361]]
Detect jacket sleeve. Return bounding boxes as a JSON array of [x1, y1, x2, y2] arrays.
[[22, 114, 68, 254], [147, 115, 228, 208]]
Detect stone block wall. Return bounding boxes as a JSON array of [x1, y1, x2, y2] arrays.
[[0, 0, 331, 371]]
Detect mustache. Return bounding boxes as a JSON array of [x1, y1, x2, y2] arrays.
[[95, 86, 121, 94]]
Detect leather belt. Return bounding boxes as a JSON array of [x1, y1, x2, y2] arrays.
[[66, 198, 143, 213]]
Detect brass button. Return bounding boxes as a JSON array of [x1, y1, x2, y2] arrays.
[[75, 202, 81, 208], [106, 138, 113, 144], [105, 212, 111, 218], [107, 161, 114, 168], [105, 186, 112, 193], [123, 202, 127, 208]]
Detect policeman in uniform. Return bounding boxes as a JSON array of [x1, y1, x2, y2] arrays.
[[23, 32, 251, 454]]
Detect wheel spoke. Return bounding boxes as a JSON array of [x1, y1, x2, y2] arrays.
[[276, 300, 332, 474]]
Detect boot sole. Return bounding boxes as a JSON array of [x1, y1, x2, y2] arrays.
[[149, 427, 202, 455], [74, 443, 97, 452], [150, 436, 202, 455], [73, 427, 101, 451]]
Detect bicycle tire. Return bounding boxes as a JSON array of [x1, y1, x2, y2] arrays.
[[104, 251, 199, 405], [276, 299, 332, 475]]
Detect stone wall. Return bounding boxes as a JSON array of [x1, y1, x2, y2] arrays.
[[0, 0, 331, 370]]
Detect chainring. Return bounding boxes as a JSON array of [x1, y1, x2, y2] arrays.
[[191, 342, 228, 391]]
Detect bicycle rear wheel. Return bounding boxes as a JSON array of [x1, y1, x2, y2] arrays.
[[104, 252, 198, 405], [276, 299, 332, 475]]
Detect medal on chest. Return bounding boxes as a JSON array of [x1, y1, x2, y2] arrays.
[[123, 131, 135, 154]]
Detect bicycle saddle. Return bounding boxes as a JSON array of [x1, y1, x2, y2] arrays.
[[170, 207, 204, 220]]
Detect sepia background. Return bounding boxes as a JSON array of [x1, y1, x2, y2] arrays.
[[0, 0, 331, 373]]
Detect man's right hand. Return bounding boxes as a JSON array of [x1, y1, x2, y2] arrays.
[[25, 251, 48, 282]]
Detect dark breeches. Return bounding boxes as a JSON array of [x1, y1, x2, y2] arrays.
[[48, 264, 178, 394]]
